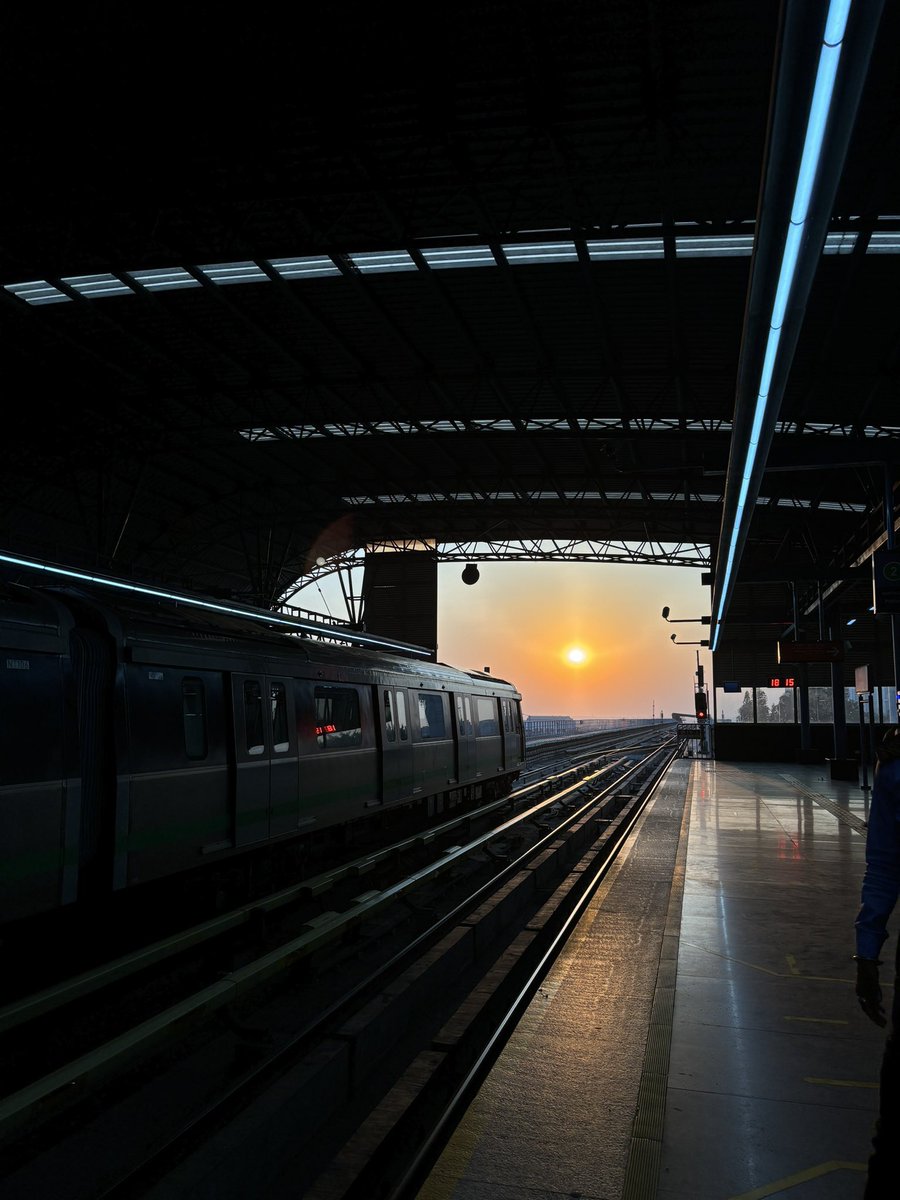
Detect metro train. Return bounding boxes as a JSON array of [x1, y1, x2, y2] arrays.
[[0, 580, 525, 930]]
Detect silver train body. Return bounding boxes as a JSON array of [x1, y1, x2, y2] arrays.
[[0, 582, 525, 926]]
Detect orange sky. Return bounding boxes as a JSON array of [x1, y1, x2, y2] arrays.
[[436, 561, 712, 720]]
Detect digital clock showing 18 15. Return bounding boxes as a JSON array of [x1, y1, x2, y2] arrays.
[[768, 676, 796, 688]]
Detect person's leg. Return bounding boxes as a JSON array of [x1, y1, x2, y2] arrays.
[[864, 949, 900, 1198]]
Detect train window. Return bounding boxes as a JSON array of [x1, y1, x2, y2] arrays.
[[384, 689, 396, 743], [396, 689, 408, 740], [182, 678, 208, 759], [271, 681, 289, 752], [475, 696, 499, 736], [417, 692, 447, 740], [502, 699, 512, 733], [244, 680, 265, 755], [315, 686, 362, 749], [455, 695, 474, 735]]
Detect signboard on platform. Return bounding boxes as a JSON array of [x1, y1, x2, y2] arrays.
[[677, 724, 702, 737], [776, 640, 843, 663], [872, 549, 900, 614]]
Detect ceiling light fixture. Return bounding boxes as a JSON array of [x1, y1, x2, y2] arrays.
[[711, 0, 866, 652]]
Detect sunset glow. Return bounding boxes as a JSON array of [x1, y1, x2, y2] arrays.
[[437, 560, 712, 720]]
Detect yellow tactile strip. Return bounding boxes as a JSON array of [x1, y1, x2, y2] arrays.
[[779, 774, 868, 834]]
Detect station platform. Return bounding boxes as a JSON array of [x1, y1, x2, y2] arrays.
[[416, 757, 885, 1200]]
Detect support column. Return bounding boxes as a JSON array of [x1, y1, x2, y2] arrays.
[[361, 549, 438, 658]]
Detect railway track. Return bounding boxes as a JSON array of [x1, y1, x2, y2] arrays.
[[0, 733, 679, 1199]]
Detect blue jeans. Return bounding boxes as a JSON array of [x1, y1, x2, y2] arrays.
[[865, 940, 900, 1198]]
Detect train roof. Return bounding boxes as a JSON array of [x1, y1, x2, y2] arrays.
[[24, 583, 520, 695], [0, 581, 75, 653]]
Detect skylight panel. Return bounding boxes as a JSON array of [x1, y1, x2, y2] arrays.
[[346, 250, 416, 273], [4, 280, 70, 305], [240, 427, 289, 442], [420, 246, 496, 269], [867, 231, 900, 253], [342, 489, 728, 507], [823, 231, 857, 253], [471, 419, 517, 431], [776, 422, 900, 438], [237, 415, 787, 444], [676, 235, 753, 257], [502, 241, 578, 265], [12, 220, 899, 309], [128, 267, 201, 292], [62, 273, 135, 298], [269, 256, 341, 279], [237, 417, 753, 446], [198, 261, 269, 286], [425, 419, 467, 432], [757, 496, 866, 514], [803, 422, 853, 435], [586, 238, 665, 261], [371, 421, 416, 433], [686, 419, 734, 431], [634, 418, 680, 431], [577, 417, 627, 430]]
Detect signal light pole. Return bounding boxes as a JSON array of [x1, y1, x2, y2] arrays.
[[694, 650, 712, 758]]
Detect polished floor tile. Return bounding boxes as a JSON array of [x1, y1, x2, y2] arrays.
[[414, 761, 884, 1200], [657, 762, 880, 1200]]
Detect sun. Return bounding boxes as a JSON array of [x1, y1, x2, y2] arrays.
[[564, 645, 588, 666]]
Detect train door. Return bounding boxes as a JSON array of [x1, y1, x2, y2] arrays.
[[380, 686, 412, 803], [454, 693, 476, 781], [231, 674, 299, 845], [502, 697, 525, 767]]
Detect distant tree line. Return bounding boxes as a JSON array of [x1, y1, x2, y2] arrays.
[[736, 688, 865, 723]]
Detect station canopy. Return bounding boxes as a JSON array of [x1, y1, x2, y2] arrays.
[[2, 2, 899, 684]]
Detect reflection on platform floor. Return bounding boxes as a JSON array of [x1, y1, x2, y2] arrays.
[[658, 761, 880, 1200], [417, 760, 885, 1200]]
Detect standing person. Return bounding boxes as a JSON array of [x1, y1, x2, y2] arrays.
[[854, 725, 900, 1198]]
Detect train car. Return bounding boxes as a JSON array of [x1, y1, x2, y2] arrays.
[[0, 581, 525, 928]]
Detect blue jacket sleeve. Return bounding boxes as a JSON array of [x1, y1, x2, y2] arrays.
[[855, 757, 900, 961]]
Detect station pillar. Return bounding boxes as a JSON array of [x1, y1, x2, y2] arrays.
[[361, 549, 438, 658]]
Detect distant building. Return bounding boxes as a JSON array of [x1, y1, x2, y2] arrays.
[[525, 714, 673, 740]]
